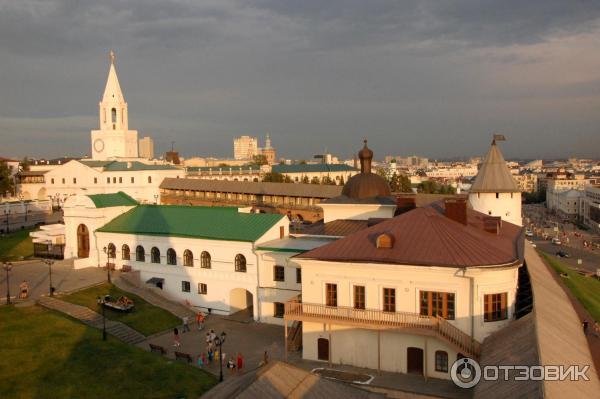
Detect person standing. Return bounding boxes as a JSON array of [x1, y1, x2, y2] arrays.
[[182, 316, 190, 333], [237, 352, 243, 373], [173, 327, 181, 347]]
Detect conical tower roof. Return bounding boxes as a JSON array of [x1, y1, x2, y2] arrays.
[[470, 140, 520, 193], [102, 50, 125, 104]]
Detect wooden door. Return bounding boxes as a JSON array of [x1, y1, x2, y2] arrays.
[[77, 224, 90, 258], [407, 347, 424, 375], [317, 338, 329, 361]]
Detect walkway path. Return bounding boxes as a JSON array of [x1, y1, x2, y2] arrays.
[[38, 296, 145, 345], [114, 274, 195, 320]]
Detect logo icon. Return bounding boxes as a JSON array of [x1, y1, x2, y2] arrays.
[[450, 357, 481, 388]]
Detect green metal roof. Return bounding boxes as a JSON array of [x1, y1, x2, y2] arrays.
[[87, 192, 139, 208], [272, 164, 357, 174], [187, 165, 259, 172], [80, 160, 179, 171], [97, 205, 284, 242]]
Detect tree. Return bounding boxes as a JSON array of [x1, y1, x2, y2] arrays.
[[0, 161, 14, 197], [21, 157, 31, 172], [310, 176, 320, 184], [302, 176, 310, 184], [251, 154, 268, 167], [339, 176, 345, 185], [262, 172, 285, 183], [299, 160, 307, 165]]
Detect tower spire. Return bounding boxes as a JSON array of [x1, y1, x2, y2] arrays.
[[99, 50, 128, 131]]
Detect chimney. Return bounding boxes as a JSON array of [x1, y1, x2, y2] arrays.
[[445, 198, 467, 225], [483, 216, 502, 234], [395, 195, 416, 216]]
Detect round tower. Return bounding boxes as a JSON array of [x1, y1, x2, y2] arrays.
[[468, 138, 522, 226]]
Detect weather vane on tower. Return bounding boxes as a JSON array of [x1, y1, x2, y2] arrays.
[[109, 50, 115, 65]]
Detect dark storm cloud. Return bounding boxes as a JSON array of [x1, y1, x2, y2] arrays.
[[1, 0, 600, 159]]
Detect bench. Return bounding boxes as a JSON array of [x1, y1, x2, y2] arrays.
[[149, 343, 167, 355], [174, 351, 193, 363]]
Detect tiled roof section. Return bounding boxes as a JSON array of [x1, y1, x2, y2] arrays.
[[97, 205, 284, 242], [18, 170, 48, 176], [0, 157, 19, 162], [160, 178, 343, 198], [87, 191, 138, 208], [80, 160, 179, 171], [470, 142, 520, 193], [187, 165, 260, 172], [272, 163, 357, 174], [297, 202, 524, 267], [299, 219, 369, 237]]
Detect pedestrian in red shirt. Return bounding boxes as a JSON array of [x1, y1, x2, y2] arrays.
[[237, 352, 243, 373]]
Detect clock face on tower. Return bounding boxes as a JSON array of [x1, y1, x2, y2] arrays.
[[94, 138, 105, 153]]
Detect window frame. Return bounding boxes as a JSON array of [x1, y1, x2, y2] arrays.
[[273, 265, 285, 282], [484, 292, 508, 322], [325, 283, 337, 307], [201, 251, 211, 269], [354, 285, 366, 310], [235, 254, 247, 272], [121, 244, 130, 260], [198, 283, 207, 295], [181, 281, 191, 293], [274, 302, 285, 318], [383, 287, 396, 312], [435, 351, 449, 372], [166, 248, 177, 265], [151, 247, 161, 264], [135, 246, 145, 262], [183, 249, 193, 267], [420, 291, 455, 320]]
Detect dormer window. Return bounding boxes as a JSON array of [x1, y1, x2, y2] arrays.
[[376, 233, 394, 249]]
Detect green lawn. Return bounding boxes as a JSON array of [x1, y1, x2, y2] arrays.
[[0, 228, 34, 261], [541, 252, 600, 323], [0, 306, 216, 399], [61, 283, 181, 336]]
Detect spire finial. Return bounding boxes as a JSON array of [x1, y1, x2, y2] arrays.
[[109, 50, 116, 65]]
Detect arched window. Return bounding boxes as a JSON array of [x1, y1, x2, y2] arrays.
[[167, 248, 177, 265], [235, 254, 246, 272], [111, 108, 117, 124], [201, 251, 211, 269], [151, 247, 161, 263], [435, 351, 448, 372], [122, 244, 130, 260], [183, 250, 193, 267], [107, 243, 116, 259], [136, 246, 145, 262]]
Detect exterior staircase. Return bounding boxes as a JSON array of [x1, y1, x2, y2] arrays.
[[38, 296, 146, 345]]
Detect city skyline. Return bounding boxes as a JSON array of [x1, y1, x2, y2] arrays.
[[2, 1, 600, 160]]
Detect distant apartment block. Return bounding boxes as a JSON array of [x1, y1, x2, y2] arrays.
[[138, 136, 154, 159], [234, 135, 259, 160]]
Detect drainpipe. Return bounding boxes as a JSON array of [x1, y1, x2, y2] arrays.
[[253, 243, 262, 322], [460, 267, 475, 340], [93, 230, 100, 268]]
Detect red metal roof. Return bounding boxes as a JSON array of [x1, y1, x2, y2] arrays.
[[297, 202, 524, 268]]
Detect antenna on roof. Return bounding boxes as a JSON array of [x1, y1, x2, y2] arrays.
[[492, 134, 506, 145]]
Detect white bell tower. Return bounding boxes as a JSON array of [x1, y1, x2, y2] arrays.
[[468, 136, 522, 226], [91, 51, 139, 160]]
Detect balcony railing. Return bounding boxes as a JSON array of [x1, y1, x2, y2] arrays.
[[284, 301, 480, 358]]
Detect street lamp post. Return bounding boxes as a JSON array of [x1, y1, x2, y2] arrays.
[[214, 332, 227, 382], [96, 295, 107, 341], [3, 262, 12, 304], [43, 241, 55, 296], [154, 194, 159, 205], [102, 246, 112, 284], [4, 210, 9, 234]]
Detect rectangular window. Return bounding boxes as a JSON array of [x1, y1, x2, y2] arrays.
[[198, 283, 207, 295], [274, 265, 285, 282], [274, 302, 284, 318], [94, 177, 97, 184], [112, 177, 116, 183], [296, 268, 302, 284], [325, 283, 337, 307], [181, 281, 191, 293], [107, 177, 110, 183], [420, 291, 455, 320], [354, 285, 366, 310], [51, 178, 54, 184], [119, 177, 122, 183], [62, 178, 65, 184], [383, 288, 395, 312], [484, 293, 508, 322], [131, 177, 135, 183], [73, 178, 76, 184], [148, 176, 152, 183]]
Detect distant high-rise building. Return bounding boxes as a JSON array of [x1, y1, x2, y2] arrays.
[[138, 136, 154, 159], [233, 135, 259, 160]]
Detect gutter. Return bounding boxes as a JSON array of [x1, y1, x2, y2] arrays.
[[459, 267, 475, 340]]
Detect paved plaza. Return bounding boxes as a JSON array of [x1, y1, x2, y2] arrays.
[[0, 259, 108, 303]]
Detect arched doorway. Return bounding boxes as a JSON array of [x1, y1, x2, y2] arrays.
[[77, 224, 90, 258], [229, 288, 253, 318], [407, 347, 424, 375], [318, 338, 329, 361], [37, 187, 47, 201]]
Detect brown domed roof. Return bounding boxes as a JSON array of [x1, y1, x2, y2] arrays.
[[341, 140, 391, 200]]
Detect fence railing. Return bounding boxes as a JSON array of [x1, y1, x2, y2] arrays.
[[284, 301, 480, 357]]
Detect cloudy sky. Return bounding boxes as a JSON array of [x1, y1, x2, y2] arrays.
[[1, 0, 600, 160]]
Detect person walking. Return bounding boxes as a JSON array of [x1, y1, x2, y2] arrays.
[[196, 312, 205, 330], [182, 316, 190, 333], [227, 357, 236, 374], [237, 352, 243, 373], [173, 327, 181, 347]]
